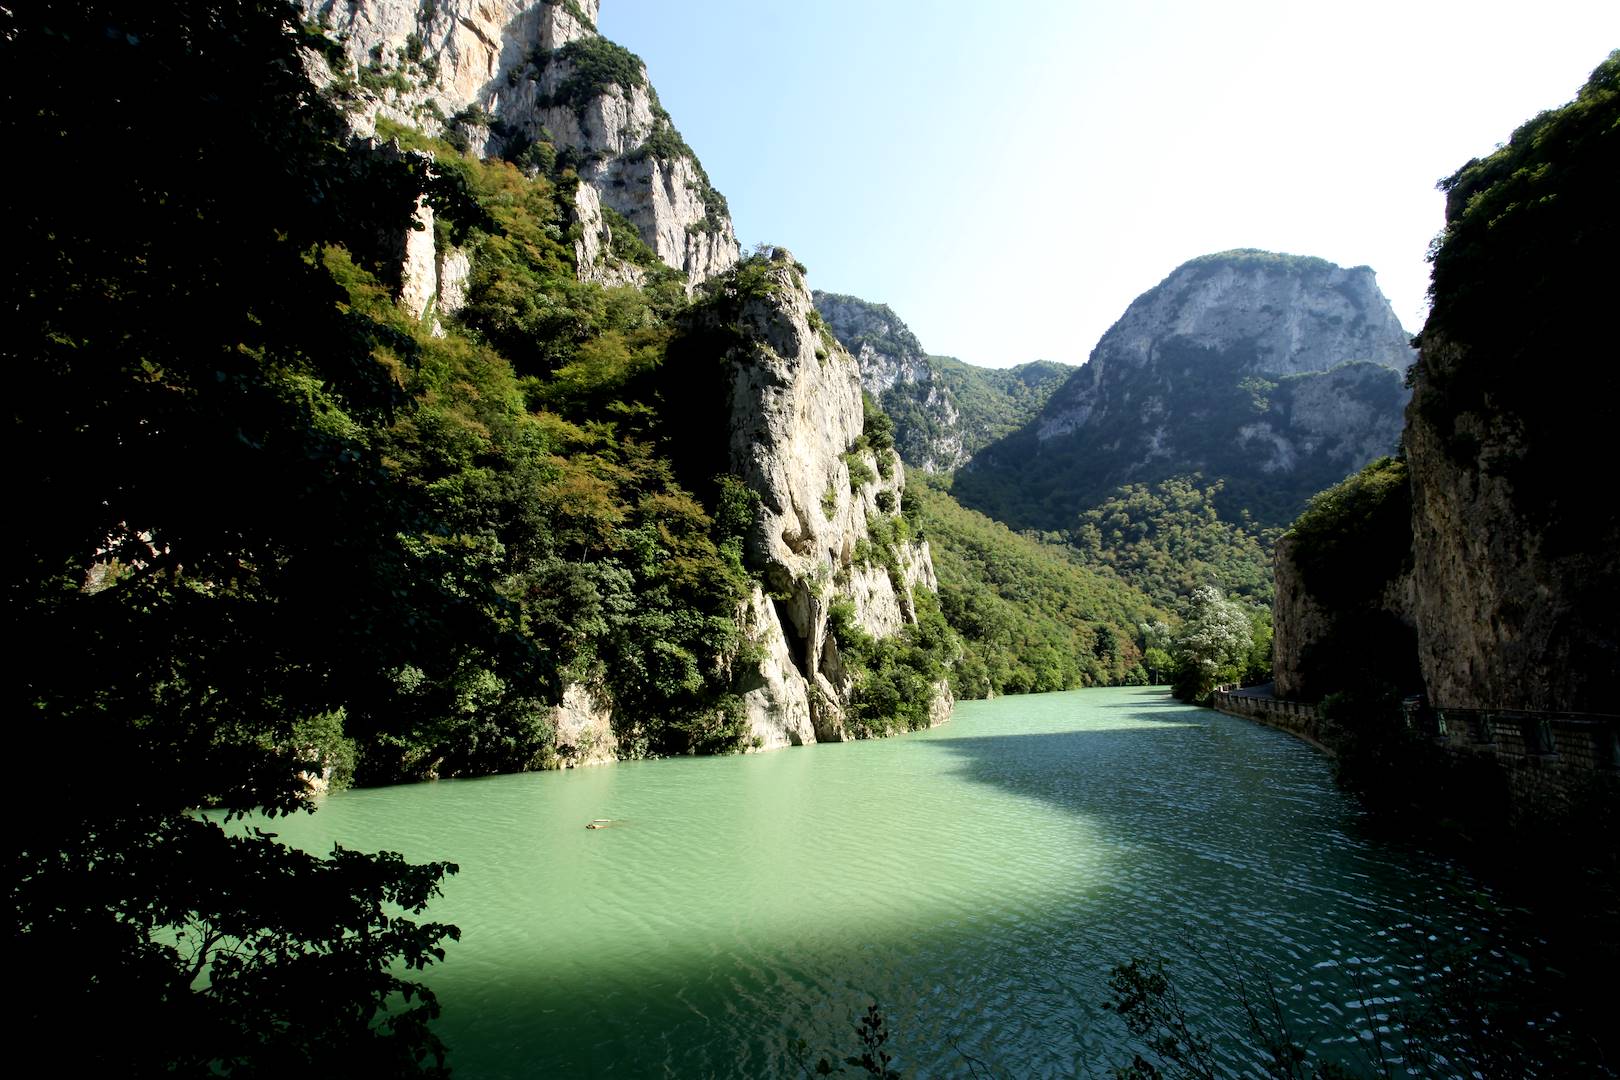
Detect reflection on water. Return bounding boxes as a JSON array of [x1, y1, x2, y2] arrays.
[[263, 687, 1524, 1077]]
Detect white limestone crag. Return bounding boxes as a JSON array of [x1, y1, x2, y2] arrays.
[[1235, 360, 1410, 477], [437, 245, 471, 315], [812, 291, 1074, 474], [813, 292, 934, 394], [1040, 250, 1414, 442], [714, 252, 953, 746], [397, 195, 438, 321], [301, 0, 596, 126], [299, 0, 737, 289], [735, 587, 815, 750], [1043, 250, 1412, 440], [570, 182, 647, 288], [812, 290, 965, 472], [550, 681, 618, 767]]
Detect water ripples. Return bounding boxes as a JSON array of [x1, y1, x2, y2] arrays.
[[267, 687, 1529, 1077]]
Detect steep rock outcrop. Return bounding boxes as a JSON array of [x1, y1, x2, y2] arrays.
[[813, 292, 934, 394], [301, 0, 737, 287], [956, 250, 1415, 529], [549, 682, 619, 767], [1273, 51, 1620, 717], [303, 8, 949, 754], [813, 291, 962, 471], [712, 254, 952, 745], [1272, 495, 1418, 704], [1040, 251, 1413, 441], [1270, 533, 1330, 701], [301, 0, 595, 132], [812, 291, 1072, 473], [1395, 55, 1620, 714]]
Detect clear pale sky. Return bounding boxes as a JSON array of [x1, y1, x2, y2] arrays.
[[598, 1, 1618, 369]]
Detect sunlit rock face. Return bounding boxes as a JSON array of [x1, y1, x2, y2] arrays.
[[299, 7, 947, 750], [956, 249, 1415, 529], [707, 253, 951, 746], [300, 0, 737, 288], [812, 292, 964, 472], [1040, 251, 1413, 441]]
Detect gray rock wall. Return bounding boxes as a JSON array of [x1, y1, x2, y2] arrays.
[[1039, 250, 1414, 442], [301, 0, 737, 288], [722, 254, 952, 745], [1405, 335, 1618, 713]]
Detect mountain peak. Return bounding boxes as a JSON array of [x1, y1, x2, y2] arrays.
[[952, 251, 1416, 529]]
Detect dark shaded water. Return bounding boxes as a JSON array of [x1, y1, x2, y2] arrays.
[[264, 687, 1530, 1076]]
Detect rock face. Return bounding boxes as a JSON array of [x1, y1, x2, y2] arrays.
[[813, 292, 935, 395], [1406, 331, 1619, 713], [1269, 534, 1329, 701], [1396, 56, 1619, 715], [1235, 361, 1409, 479], [1040, 251, 1413, 442], [716, 254, 952, 746], [812, 291, 1072, 473], [812, 292, 960, 470], [955, 250, 1415, 529], [1273, 55, 1620, 713], [302, 7, 951, 755], [550, 682, 618, 767], [1270, 452, 1424, 704], [301, 0, 738, 287]]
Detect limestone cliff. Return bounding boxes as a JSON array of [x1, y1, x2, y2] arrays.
[[1402, 54, 1620, 712], [300, 0, 738, 287], [812, 291, 1072, 473], [1039, 251, 1413, 442], [955, 250, 1415, 530], [707, 253, 953, 747], [1272, 54, 1620, 713]]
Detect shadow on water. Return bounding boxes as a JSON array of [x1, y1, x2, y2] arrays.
[[284, 689, 1543, 1078], [936, 700, 1346, 840]]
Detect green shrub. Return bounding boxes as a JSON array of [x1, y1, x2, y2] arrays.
[[844, 451, 875, 490], [536, 37, 645, 110]]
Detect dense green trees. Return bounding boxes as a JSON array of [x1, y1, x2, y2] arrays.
[[6, 0, 753, 1069], [907, 473, 1168, 696], [1070, 476, 1280, 608], [879, 355, 1074, 468], [7, 1, 495, 1070]]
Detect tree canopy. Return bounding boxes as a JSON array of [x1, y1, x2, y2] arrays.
[[9, 1, 522, 1070]]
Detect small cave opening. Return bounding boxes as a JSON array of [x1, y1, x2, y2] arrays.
[[772, 597, 810, 681]]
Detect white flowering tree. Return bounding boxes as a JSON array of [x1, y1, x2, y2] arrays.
[[1171, 585, 1254, 702]]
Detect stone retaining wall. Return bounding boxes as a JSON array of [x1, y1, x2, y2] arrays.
[[1211, 688, 1620, 821], [1210, 689, 1333, 751]]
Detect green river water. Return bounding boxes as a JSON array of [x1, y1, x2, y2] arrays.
[[264, 687, 1529, 1077]]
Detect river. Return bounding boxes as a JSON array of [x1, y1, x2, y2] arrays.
[[263, 686, 1533, 1077]]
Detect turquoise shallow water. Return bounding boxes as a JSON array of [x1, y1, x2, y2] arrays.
[[262, 687, 1518, 1077]]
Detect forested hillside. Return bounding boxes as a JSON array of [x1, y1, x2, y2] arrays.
[[907, 474, 1168, 696], [1068, 476, 1280, 608]]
